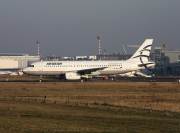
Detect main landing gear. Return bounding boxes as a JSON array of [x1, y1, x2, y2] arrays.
[[81, 78, 91, 82]]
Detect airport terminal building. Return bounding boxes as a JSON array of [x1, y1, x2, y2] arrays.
[[154, 47, 180, 76], [0, 53, 39, 70]]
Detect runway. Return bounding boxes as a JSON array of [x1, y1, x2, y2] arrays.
[[0, 76, 180, 82], [107, 77, 180, 82]]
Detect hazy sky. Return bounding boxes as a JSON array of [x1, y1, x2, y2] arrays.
[[0, 0, 180, 57]]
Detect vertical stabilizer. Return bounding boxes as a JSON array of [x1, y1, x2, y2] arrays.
[[128, 39, 153, 62]]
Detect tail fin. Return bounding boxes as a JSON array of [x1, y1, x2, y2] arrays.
[[128, 39, 153, 62]]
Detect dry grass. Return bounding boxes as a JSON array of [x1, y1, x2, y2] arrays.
[[0, 78, 180, 132], [0, 81, 180, 112]]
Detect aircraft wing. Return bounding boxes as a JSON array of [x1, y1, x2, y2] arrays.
[[72, 67, 107, 75]]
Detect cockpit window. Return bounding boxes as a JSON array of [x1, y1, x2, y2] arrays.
[[27, 65, 34, 67]]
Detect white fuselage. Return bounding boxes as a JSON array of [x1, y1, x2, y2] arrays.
[[23, 60, 147, 76]]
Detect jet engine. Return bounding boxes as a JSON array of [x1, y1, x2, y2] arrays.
[[65, 72, 81, 80]]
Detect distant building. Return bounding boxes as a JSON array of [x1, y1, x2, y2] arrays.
[[0, 53, 39, 70], [43, 56, 62, 61], [75, 56, 88, 60], [88, 55, 97, 60], [154, 47, 180, 76], [97, 53, 154, 61], [43, 55, 97, 61], [97, 54, 131, 60]]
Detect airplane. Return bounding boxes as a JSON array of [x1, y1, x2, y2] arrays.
[[0, 70, 19, 75], [22, 39, 155, 80], [0, 70, 12, 75]]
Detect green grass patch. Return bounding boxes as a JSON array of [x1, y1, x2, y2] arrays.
[[0, 100, 180, 132]]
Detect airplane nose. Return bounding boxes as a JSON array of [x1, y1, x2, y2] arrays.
[[22, 68, 27, 72]]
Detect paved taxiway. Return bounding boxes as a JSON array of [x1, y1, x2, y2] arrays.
[[0, 77, 179, 82], [109, 77, 180, 82]]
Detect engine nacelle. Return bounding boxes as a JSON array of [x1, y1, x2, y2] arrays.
[[65, 72, 81, 80]]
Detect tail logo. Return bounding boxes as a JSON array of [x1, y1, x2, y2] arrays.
[[132, 44, 152, 64]]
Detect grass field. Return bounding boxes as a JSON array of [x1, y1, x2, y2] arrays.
[[0, 79, 180, 132]]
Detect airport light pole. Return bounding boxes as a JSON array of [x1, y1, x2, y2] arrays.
[[97, 36, 101, 60], [37, 41, 40, 60]]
